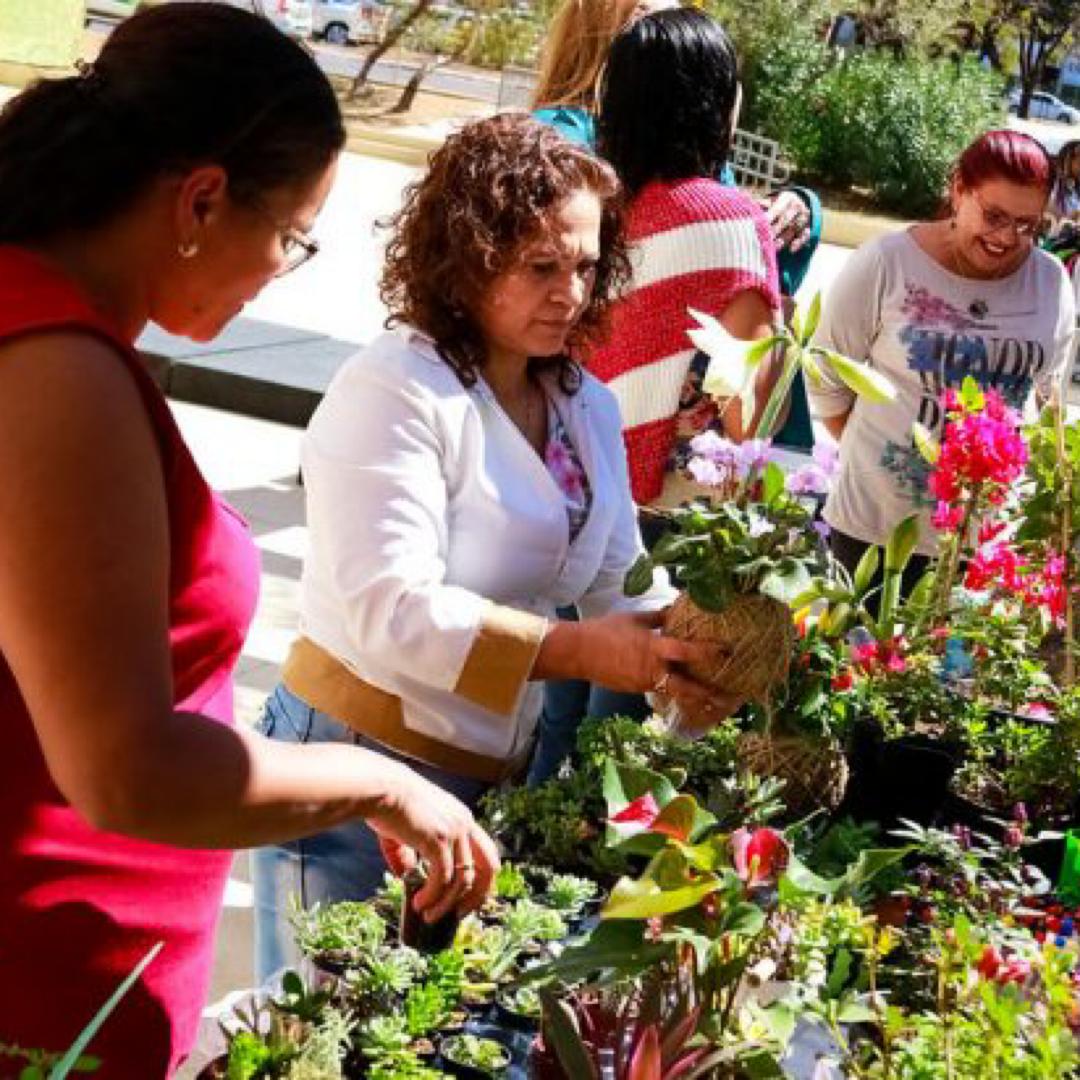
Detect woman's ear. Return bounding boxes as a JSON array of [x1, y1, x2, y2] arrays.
[[173, 165, 230, 249]]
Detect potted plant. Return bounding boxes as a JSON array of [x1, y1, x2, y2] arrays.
[[624, 298, 896, 811], [493, 984, 542, 1032], [541, 873, 600, 920], [290, 897, 388, 975], [439, 1033, 512, 1078]]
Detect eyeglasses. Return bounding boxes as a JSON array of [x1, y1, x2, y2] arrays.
[[247, 197, 320, 276], [970, 190, 1042, 240]]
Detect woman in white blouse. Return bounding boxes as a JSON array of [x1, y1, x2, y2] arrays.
[[252, 114, 728, 978]]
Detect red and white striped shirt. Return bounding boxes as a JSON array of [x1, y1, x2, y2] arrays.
[[590, 177, 780, 503]]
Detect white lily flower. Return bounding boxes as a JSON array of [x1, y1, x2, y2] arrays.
[[687, 307, 756, 426]]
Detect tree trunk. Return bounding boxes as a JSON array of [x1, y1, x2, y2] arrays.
[[388, 17, 479, 114], [349, 0, 437, 101]]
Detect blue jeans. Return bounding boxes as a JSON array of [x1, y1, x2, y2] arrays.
[[527, 606, 651, 787], [527, 678, 651, 786], [251, 683, 490, 983]]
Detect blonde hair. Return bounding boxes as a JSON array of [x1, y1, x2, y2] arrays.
[[532, 0, 642, 111]]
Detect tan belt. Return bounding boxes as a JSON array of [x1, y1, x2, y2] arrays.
[[281, 636, 530, 784]]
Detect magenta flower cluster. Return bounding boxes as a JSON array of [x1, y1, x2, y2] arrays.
[[928, 387, 1028, 534]]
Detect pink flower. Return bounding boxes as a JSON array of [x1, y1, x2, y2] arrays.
[[852, 641, 879, 669], [927, 387, 1027, 539], [1020, 701, 1053, 720], [997, 957, 1031, 986], [884, 652, 907, 674], [932, 501, 964, 532], [609, 793, 660, 829], [545, 440, 585, 501], [731, 827, 789, 888]]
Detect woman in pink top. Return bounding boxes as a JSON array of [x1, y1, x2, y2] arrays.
[[0, 6, 497, 1076]]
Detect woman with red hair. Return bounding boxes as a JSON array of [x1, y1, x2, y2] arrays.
[[811, 130, 1075, 580]]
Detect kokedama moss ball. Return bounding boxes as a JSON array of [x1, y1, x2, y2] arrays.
[[663, 592, 795, 705], [737, 731, 850, 816]]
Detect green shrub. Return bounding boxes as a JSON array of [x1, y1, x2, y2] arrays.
[[751, 50, 1004, 216]]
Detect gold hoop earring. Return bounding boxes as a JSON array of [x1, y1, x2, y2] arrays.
[[178, 240, 199, 259]]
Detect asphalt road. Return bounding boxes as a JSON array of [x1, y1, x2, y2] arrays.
[[87, 17, 514, 103]]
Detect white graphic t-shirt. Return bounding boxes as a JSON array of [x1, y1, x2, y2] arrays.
[[810, 229, 1076, 555]]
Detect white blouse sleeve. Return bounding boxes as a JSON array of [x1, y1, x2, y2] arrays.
[[303, 357, 547, 717]]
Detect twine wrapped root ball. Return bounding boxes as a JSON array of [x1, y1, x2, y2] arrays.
[[662, 592, 795, 704], [736, 731, 849, 817]]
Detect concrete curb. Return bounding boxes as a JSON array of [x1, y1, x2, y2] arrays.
[[345, 123, 910, 248]]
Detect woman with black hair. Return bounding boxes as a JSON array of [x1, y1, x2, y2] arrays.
[[530, 9, 786, 782], [0, 5, 497, 1073], [589, 7, 784, 509]]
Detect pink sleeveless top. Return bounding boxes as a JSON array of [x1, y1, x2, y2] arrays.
[[0, 248, 260, 1077]]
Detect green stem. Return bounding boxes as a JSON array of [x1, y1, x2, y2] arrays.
[[748, 342, 801, 443], [1054, 398, 1075, 687], [931, 497, 978, 629]]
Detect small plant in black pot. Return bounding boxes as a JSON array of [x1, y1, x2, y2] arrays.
[[440, 1033, 511, 1078], [289, 897, 388, 975]]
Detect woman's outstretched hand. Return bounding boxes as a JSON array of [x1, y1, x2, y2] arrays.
[[368, 762, 501, 923]]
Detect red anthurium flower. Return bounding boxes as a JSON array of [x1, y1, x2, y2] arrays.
[[609, 793, 660, 829], [731, 827, 790, 888], [831, 669, 854, 692], [977, 945, 1002, 980]]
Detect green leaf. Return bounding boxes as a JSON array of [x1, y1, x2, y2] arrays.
[[801, 351, 824, 388], [762, 462, 786, 505], [603, 876, 722, 920], [49, 942, 163, 1079], [538, 991, 599, 1080], [820, 350, 897, 404], [624, 555, 656, 598], [911, 421, 940, 465], [651, 794, 716, 844], [852, 544, 880, 597], [836, 1000, 878, 1025], [719, 901, 766, 936], [960, 375, 984, 412], [602, 760, 678, 817], [745, 333, 787, 369], [760, 562, 812, 606], [884, 513, 920, 574], [801, 291, 823, 345], [522, 920, 669, 986]]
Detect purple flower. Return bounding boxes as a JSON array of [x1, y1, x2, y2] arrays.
[[786, 464, 832, 495], [688, 456, 726, 488], [734, 438, 774, 476], [688, 430, 739, 466], [811, 442, 840, 475], [812, 520, 832, 540]]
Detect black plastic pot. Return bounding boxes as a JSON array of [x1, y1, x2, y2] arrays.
[[493, 993, 541, 1035], [439, 1031, 512, 1078], [840, 720, 962, 828]]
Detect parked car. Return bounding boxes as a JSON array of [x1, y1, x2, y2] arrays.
[[312, 0, 386, 45], [1008, 88, 1080, 125]]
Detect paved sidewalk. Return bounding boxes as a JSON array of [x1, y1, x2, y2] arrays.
[[172, 401, 305, 1066]]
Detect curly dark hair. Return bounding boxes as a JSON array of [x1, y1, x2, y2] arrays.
[[597, 8, 739, 196], [380, 113, 630, 389]]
